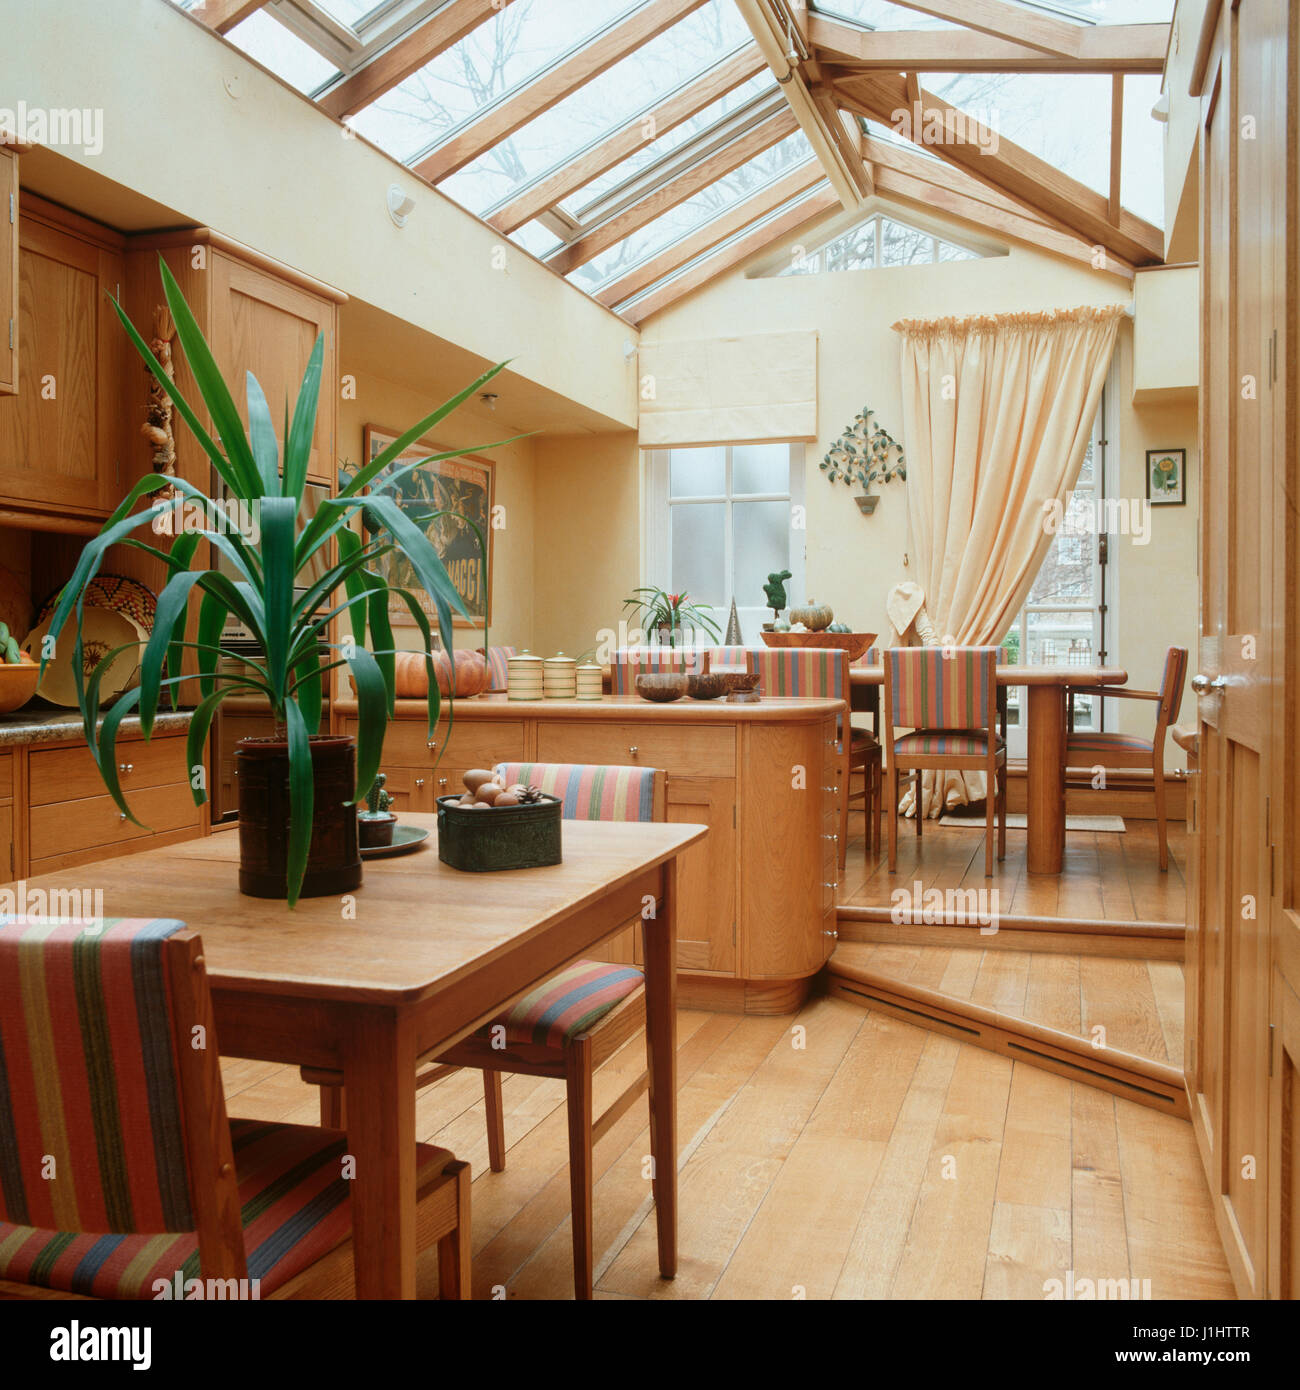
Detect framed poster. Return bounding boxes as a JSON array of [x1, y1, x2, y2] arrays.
[[359, 425, 494, 627], [1145, 448, 1186, 505]]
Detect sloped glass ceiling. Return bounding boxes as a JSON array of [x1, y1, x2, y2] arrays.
[[815, 0, 1173, 23]]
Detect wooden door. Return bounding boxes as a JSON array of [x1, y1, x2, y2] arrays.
[[0, 210, 122, 515], [209, 253, 337, 485], [666, 777, 736, 973], [1189, 0, 1288, 1299], [0, 148, 16, 395]]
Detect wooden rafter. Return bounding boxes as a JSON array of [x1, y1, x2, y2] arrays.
[[317, 0, 501, 120], [834, 72, 1163, 265], [808, 16, 1169, 73], [882, 0, 1084, 58], [620, 185, 838, 324], [412, 0, 711, 185], [487, 45, 767, 236], [545, 105, 799, 276], [191, 0, 266, 34], [734, 0, 873, 208], [1108, 74, 1123, 225], [596, 159, 825, 307]]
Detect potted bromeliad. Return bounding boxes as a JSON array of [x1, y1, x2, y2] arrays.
[[42, 256, 508, 905], [621, 587, 722, 648]]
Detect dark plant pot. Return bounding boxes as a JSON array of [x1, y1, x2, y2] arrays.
[[855, 494, 880, 515], [358, 811, 397, 848], [436, 793, 562, 872], [235, 735, 363, 899]]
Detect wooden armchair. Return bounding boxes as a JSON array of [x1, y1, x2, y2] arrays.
[[1064, 646, 1188, 871], [0, 918, 470, 1300]]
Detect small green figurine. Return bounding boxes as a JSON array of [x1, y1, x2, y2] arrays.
[[763, 569, 793, 621], [362, 773, 392, 818]]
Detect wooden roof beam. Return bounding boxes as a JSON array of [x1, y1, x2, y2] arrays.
[[595, 159, 825, 307], [191, 0, 267, 34], [316, 0, 502, 120], [412, 0, 711, 185], [621, 185, 839, 325], [809, 15, 1169, 73], [883, 0, 1084, 57], [545, 104, 799, 276], [834, 72, 1163, 265], [733, 0, 873, 208], [487, 45, 767, 236]]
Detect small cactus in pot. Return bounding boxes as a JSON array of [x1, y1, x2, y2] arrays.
[[357, 772, 398, 848]]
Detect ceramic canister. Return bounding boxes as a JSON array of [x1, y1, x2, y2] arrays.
[[506, 650, 544, 701], [575, 661, 603, 700], [543, 652, 577, 699]]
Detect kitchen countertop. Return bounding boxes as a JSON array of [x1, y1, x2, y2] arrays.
[[335, 692, 844, 723], [0, 706, 194, 747]]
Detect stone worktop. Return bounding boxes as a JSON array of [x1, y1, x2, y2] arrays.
[[0, 706, 194, 748]]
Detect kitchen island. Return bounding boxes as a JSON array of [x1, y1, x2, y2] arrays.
[[334, 693, 843, 1014]]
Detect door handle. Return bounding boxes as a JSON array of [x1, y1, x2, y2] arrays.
[[1191, 674, 1226, 694]]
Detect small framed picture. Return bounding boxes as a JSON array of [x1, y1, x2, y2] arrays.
[[1145, 449, 1186, 505]]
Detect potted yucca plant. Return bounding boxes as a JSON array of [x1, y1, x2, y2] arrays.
[[42, 257, 510, 905]]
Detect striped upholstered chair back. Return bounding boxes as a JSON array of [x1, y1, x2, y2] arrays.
[[703, 645, 750, 673], [480, 645, 517, 692], [610, 647, 707, 694], [493, 762, 663, 822], [747, 648, 847, 704], [885, 645, 999, 731]]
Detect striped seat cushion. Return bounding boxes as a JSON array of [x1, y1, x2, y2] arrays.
[[487, 960, 644, 1048], [0, 1121, 454, 1299], [894, 730, 1005, 756], [494, 762, 656, 822], [1066, 731, 1153, 757], [481, 645, 516, 692]]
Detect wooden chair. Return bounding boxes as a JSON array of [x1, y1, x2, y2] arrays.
[[748, 647, 882, 864], [1064, 646, 1188, 871], [312, 761, 666, 1301], [0, 917, 470, 1300], [883, 645, 1007, 877]]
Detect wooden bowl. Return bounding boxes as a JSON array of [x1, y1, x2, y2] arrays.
[[759, 630, 877, 663], [718, 672, 761, 701], [634, 673, 688, 703], [686, 673, 729, 700], [0, 658, 40, 713]]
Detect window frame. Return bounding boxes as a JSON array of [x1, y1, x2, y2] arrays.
[[643, 442, 806, 642]]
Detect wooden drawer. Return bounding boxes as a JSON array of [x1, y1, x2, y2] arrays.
[[30, 737, 190, 805], [30, 782, 201, 860], [348, 719, 525, 772], [537, 721, 735, 778], [0, 751, 12, 802]]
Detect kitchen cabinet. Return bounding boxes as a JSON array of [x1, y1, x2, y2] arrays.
[[0, 197, 125, 517], [337, 693, 841, 1013], [0, 146, 18, 395]]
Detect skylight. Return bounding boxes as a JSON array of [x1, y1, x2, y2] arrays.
[[770, 211, 984, 275], [226, 8, 341, 93]]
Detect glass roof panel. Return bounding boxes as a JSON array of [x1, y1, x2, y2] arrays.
[[1031, 0, 1173, 21], [1119, 73, 1165, 227], [809, 1, 960, 30], [559, 75, 779, 220], [311, 0, 388, 30], [225, 9, 341, 93], [813, 0, 1171, 25], [439, 0, 754, 219], [346, 0, 643, 167], [509, 220, 564, 260], [566, 129, 815, 293], [921, 72, 1111, 199]]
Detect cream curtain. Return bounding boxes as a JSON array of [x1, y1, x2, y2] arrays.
[[893, 303, 1125, 817]]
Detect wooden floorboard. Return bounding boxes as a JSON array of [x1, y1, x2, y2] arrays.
[[227, 995, 1231, 1300], [839, 811, 1187, 927]]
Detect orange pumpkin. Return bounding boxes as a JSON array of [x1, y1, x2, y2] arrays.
[[432, 648, 488, 698], [392, 650, 431, 698]]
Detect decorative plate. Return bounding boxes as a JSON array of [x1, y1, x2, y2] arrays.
[[36, 574, 157, 636], [360, 824, 430, 859], [22, 607, 142, 707]]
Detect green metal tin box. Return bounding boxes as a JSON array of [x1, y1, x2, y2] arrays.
[[436, 793, 563, 872]]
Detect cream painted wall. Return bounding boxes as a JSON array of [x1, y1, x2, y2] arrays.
[[617, 201, 1200, 759], [531, 433, 641, 661], [338, 371, 536, 656], [1134, 267, 1198, 400], [2, 0, 636, 429]]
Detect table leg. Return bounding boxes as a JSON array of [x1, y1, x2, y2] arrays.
[[643, 858, 679, 1279], [344, 1006, 418, 1299], [1026, 683, 1066, 874]]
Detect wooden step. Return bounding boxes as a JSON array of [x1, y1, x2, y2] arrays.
[[824, 941, 1188, 1119]]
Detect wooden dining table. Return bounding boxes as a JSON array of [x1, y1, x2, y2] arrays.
[[851, 663, 1128, 874], [12, 813, 707, 1298]]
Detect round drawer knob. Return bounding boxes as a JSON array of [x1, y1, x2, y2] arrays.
[[825, 929, 839, 939], [119, 812, 127, 822], [119, 763, 133, 773], [415, 778, 426, 788], [427, 740, 437, 751], [629, 746, 639, 756], [438, 777, 448, 789]]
